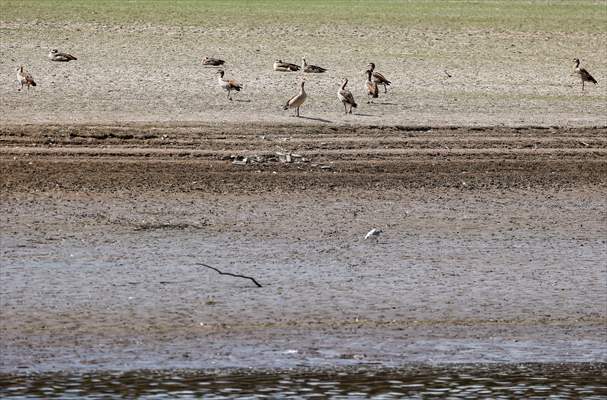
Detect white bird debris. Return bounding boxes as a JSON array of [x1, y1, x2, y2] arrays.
[[232, 156, 249, 165], [365, 228, 382, 240], [230, 153, 307, 165]]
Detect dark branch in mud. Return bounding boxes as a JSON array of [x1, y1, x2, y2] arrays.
[[197, 263, 262, 288]]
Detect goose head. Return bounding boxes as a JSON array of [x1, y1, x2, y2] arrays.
[[367, 62, 376, 70], [216, 70, 225, 78], [573, 58, 580, 66]]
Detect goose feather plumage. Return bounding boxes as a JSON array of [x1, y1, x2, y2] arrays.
[[337, 78, 357, 114], [48, 49, 77, 62]]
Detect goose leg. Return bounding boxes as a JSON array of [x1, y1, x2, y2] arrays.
[[383, 84, 387, 93], [343, 103, 347, 114], [296, 107, 300, 117]]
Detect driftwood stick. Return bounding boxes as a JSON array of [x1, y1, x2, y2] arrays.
[[197, 263, 262, 288]]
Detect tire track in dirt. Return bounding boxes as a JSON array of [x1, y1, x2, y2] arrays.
[[1, 124, 606, 192]]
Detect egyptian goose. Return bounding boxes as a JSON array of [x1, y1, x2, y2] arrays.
[[573, 58, 597, 92], [273, 60, 300, 72], [366, 70, 378, 103], [337, 78, 357, 114], [16, 65, 36, 91], [302, 57, 327, 73], [216, 70, 242, 101], [202, 57, 225, 66], [48, 49, 77, 62], [367, 63, 391, 93], [283, 81, 307, 117]]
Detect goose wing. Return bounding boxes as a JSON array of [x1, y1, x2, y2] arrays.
[[580, 68, 597, 84], [339, 89, 356, 105], [23, 70, 36, 85], [284, 90, 306, 108], [372, 71, 391, 85], [57, 52, 77, 60], [284, 93, 298, 108], [274, 61, 300, 71], [203, 57, 224, 66], [228, 79, 242, 90], [305, 65, 327, 73]]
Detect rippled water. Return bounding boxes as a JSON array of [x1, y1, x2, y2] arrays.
[[1, 364, 605, 399]]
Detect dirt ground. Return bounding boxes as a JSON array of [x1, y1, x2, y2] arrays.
[[1, 13, 606, 128], [1, 124, 606, 371]]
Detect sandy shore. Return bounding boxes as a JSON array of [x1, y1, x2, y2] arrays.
[[1, 123, 606, 371]]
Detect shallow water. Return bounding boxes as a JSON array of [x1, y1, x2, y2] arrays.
[[1, 364, 605, 399]]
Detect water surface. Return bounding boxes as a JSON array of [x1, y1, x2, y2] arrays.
[[1, 364, 605, 399]]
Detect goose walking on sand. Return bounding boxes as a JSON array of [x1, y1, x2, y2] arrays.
[[202, 57, 225, 66], [216, 70, 242, 100], [283, 80, 307, 117], [273, 60, 300, 72], [302, 57, 327, 73], [367, 63, 391, 93], [337, 78, 357, 114], [48, 49, 77, 62], [366, 70, 378, 103], [573, 58, 597, 92], [16, 65, 36, 91]]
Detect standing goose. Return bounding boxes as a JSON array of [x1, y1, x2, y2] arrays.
[[366, 69, 378, 103], [367, 63, 391, 93], [302, 57, 327, 73], [202, 57, 225, 66], [273, 60, 300, 72], [573, 58, 597, 92], [337, 78, 357, 114], [48, 49, 77, 62], [16, 65, 36, 91], [283, 80, 307, 117], [216, 70, 242, 100]]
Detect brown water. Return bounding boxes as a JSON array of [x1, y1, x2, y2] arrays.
[[1, 364, 605, 399]]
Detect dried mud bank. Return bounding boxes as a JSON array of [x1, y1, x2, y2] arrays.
[[1, 124, 606, 372], [1, 124, 606, 192]]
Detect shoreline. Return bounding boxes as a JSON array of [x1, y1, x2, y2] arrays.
[[1, 124, 606, 373]]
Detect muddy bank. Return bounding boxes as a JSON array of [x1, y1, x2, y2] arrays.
[[1, 124, 606, 372], [1, 124, 606, 192]]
